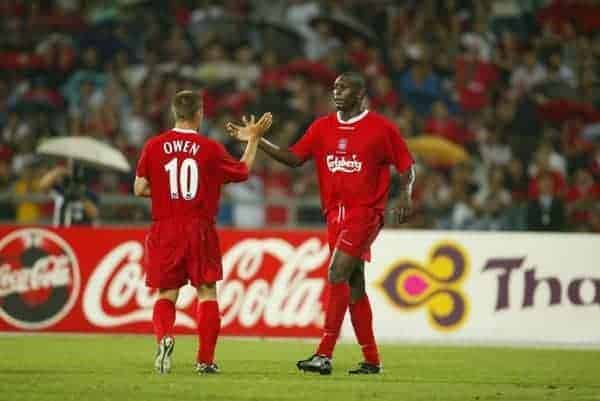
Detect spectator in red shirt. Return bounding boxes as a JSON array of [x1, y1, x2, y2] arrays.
[[347, 37, 369, 70], [424, 101, 473, 145], [369, 76, 400, 112], [263, 158, 293, 226], [561, 118, 595, 170], [258, 50, 288, 90], [566, 168, 600, 227], [529, 141, 567, 181], [590, 144, 600, 178], [454, 45, 499, 112], [505, 157, 529, 202]]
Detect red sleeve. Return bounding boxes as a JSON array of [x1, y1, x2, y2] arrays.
[[135, 142, 149, 178], [215, 143, 249, 183], [289, 120, 319, 162], [386, 124, 413, 173]]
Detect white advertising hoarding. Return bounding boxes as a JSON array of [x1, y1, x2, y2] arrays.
[[342, 231, 600, 345]]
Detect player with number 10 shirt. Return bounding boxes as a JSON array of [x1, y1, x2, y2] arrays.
[[137, 130, 251, 222], [137, 128, 250, 286], [134, 90, 272, 375]]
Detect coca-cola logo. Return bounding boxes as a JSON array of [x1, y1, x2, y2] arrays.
[[82, 241, 197, 328], [220, 237, 328, 329], [0, 228, 80, 329], [82, 237, 329, 331]]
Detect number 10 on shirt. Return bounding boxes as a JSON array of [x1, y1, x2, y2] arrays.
[[164, 157, 199, 200]]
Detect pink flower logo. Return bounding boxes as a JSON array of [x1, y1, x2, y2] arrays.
[[378, 242, 470, 331]]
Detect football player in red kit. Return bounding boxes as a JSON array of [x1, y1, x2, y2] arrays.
[[227, 73, 414, 375], [134, 90, 272, 374]]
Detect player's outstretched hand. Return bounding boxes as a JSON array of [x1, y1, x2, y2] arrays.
[[226, 112, 273, 141], [391, 191, 412, 225]]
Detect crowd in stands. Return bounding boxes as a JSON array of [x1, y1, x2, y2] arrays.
[[0, 0, 599, 232]]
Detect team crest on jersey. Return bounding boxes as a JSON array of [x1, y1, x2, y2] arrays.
[[0, 228, 80, 329], [337, 138, 348, 151]]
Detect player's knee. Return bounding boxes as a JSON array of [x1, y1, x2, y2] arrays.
[[348, 268, 366, 302], [158, 288, 179, 303], [351, 276, 365, 289], [328, 250, 361, 283], [350, 285, 366, 303], [197, 283, 217, 301], [328, 270, 344, 283], [327, 265, 351, 284]]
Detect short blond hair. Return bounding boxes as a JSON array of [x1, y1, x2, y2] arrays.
[[171, 90, 202, 121]]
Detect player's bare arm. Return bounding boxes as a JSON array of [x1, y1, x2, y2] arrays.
[[226, 113, 272, 142], [257, 137, 303, 168], [133, 176, 151, 197], [391, 164, 415, 224], [228, 113, 273, 170], [226, 117, 302, 168]]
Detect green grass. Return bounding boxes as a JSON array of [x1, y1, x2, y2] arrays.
[[1, 335, 599, 401]]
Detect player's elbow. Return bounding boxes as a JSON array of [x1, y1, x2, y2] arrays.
[[287, 153, 303, 168], [229, 173, 250, 184], [133, 184, 143, 197], [133, 178, 148, 197], [134, 187, 150, 197]]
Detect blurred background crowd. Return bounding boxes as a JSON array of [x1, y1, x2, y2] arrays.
[[0, 0, 599, 231]]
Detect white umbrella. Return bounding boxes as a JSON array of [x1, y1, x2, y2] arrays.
[[37, 136, 131, 173]]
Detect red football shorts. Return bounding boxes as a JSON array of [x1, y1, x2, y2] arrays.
[[144, 216, 222, 289], [326, 207, 384, 262]]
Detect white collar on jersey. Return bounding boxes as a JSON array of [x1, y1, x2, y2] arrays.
[[336, 109, 369, 124], [172, 127, 198, 134]]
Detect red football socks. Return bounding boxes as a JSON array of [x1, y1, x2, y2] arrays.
[[316, 282, 350, 358], [349, 295, 380, 365], [196, 300, 221, 364], [152, 298, 176, 343]]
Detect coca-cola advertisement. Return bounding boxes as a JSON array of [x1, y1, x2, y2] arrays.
[[0, 226, 330, 337]]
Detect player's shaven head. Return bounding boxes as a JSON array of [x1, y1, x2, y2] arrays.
[[339, 72, 366, 94], [171, 90, 202, 122]]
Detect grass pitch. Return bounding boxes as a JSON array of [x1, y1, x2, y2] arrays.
[[1, 335, 598, 401]]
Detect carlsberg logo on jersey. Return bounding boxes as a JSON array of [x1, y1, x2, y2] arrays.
[[326, 154, 363, 173]]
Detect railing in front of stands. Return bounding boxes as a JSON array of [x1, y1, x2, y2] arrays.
[[0, 191, 325, 227]]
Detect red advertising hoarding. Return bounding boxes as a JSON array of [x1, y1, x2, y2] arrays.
[[0, 226, 330, 337]]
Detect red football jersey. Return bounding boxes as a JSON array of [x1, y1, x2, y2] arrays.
[[290, 110, 413, 214], [136, 128, 248, 221]]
